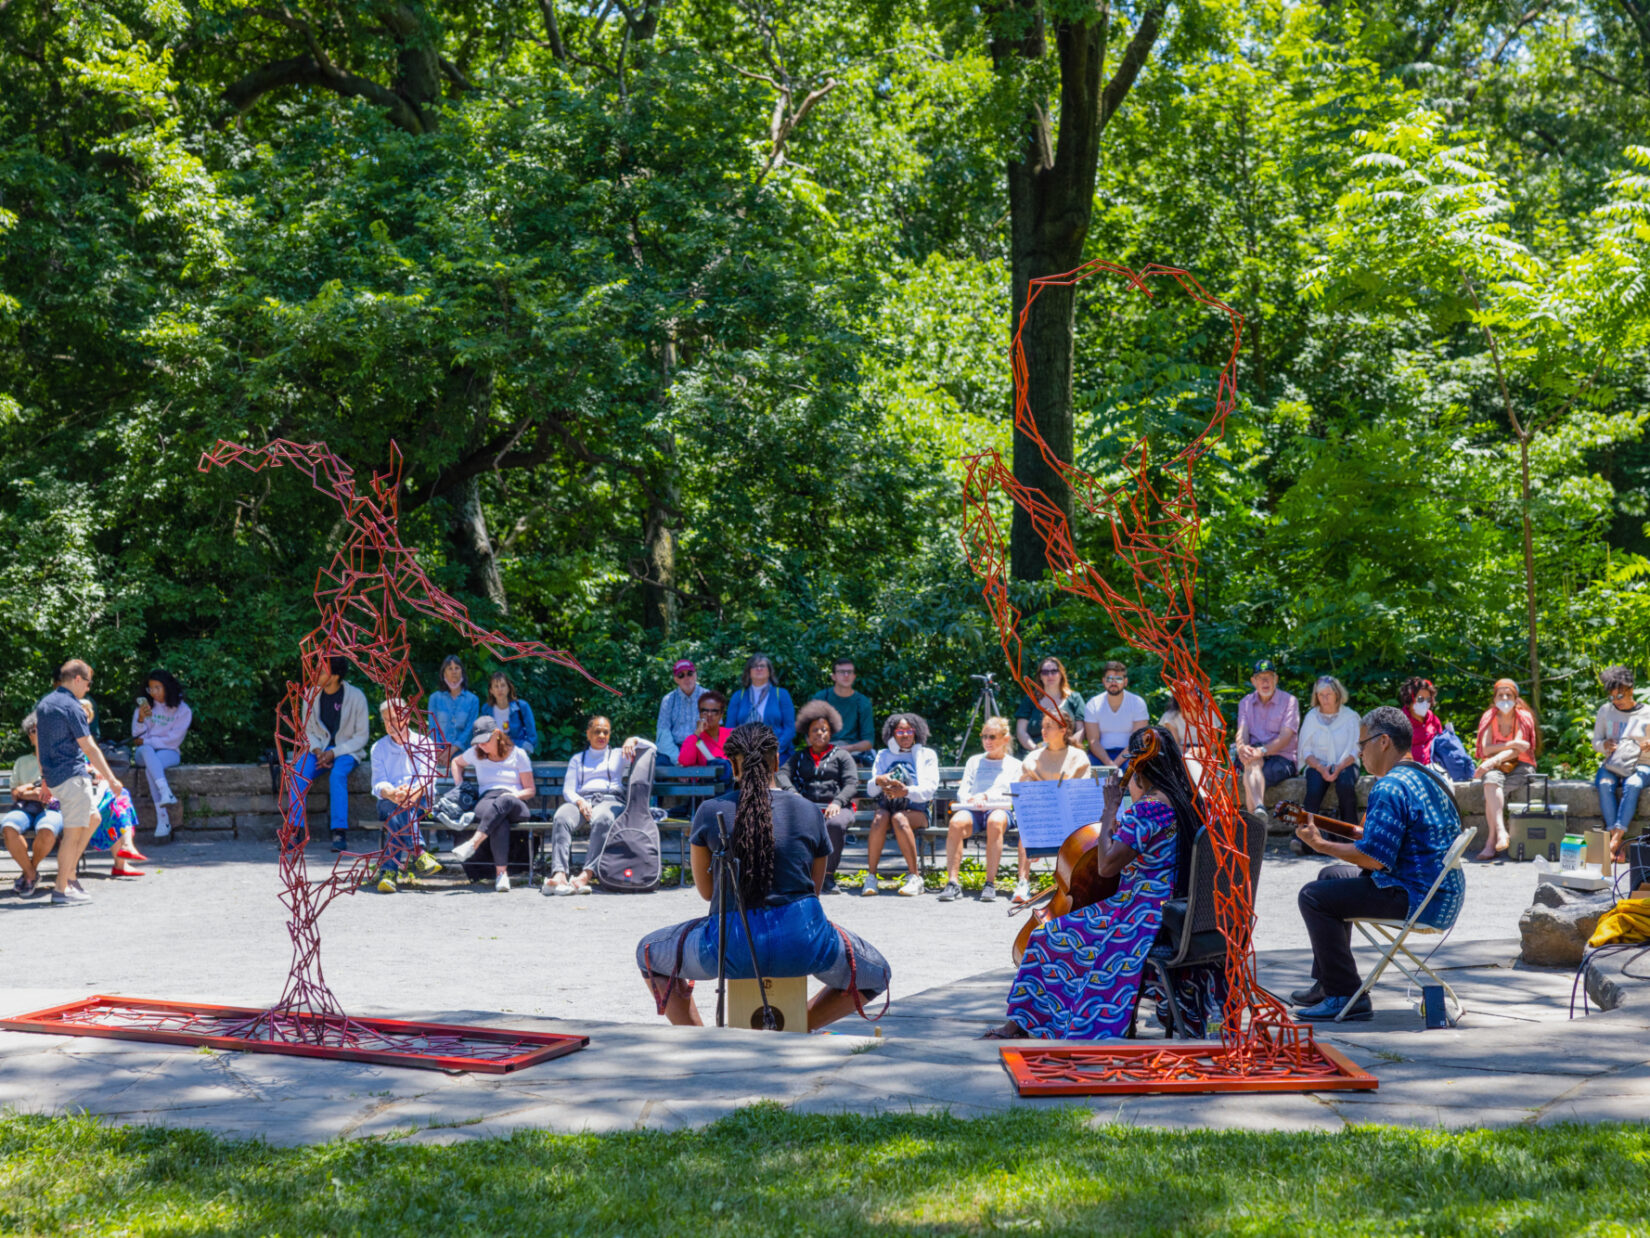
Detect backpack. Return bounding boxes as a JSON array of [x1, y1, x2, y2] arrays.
[[1431, 725, 1476, 782], [592, 743, 663, 893]]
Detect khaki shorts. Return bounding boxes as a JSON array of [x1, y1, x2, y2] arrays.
[[50, 774, 98, 833], [1483, 765, 1533, 794]]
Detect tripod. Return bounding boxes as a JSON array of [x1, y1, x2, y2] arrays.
[[711, 810, 779, 1031], [952, 673, 1003, 765]]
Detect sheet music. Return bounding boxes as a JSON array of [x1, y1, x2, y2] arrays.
[[1011, 775, 1110, 851]]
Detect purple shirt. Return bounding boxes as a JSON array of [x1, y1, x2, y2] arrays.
[[1237, 690, 1299, 763]]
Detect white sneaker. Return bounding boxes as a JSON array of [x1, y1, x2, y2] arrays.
[[861, 873, 880, 897], [451, 834, 481, 862], [1013, 878, 1031, 904], [153, 818, 172, 841], [495, 872, 510, 893], [899, 873, 924, 897]]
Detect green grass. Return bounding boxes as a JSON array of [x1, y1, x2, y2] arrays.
[[2, 1107, 1646, 1236]]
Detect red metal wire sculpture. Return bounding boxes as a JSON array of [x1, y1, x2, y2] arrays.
[[964, 261, 1375, 1094], [5, 440, 609, 1071]]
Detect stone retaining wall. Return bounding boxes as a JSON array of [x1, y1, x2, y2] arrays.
[[125, 763, 377, 840], [120, 764, 1650, 845]]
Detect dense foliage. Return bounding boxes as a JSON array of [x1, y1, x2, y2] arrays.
[[2, 0, 1646, 770]]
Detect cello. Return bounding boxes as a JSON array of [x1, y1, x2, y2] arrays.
[[1009, 766, 1126, 965]]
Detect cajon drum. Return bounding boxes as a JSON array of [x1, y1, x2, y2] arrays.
[[726, 976, 809, 1033]]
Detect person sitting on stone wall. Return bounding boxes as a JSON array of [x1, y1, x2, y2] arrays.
[[1594, 665, 1650, 863], [368, 697, 443, 893], [288, 655, 371, 853], [1472, 678, 1539, 861]]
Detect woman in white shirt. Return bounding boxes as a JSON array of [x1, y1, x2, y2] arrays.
[[1298, 675, 1360, 824], [940, 717, 1022, 905], [448, 717, 535, 892], [863, 713, 940, 899]]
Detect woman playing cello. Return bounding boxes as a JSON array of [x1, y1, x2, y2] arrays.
[[985, 725, 1202, 1040]]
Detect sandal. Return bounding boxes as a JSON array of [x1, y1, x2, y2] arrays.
[[115, 846, 149, 863], [979, 1021, 1027, 1041], [111, 866, 147, 878]]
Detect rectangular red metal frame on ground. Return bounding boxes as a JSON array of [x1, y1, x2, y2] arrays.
[[999, 1042, 1378, 1096], [0, 996, 588, 1074]]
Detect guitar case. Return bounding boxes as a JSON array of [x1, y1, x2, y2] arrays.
[[593, 743, 663, 893]]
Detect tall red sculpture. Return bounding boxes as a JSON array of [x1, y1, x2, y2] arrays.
[[1, 440, 608, 1071], [966, 261, 1375, 1094]]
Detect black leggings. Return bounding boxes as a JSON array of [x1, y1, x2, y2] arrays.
[[474, 789, 529, 868], [821, 804, 854, 878]]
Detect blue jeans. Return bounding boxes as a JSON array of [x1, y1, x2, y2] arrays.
[[288, 751, 359, 836], [376, 797, 426, 871], [1596, 763, 1650, 832]]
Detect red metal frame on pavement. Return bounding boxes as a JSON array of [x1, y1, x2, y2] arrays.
[[0, 996, 588, 1074], [1000, 1039, 1377, 1097]]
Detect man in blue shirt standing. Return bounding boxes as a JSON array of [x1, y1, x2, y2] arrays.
[[1291, 705, 1465, 1021], [34, 660, 126, 906]]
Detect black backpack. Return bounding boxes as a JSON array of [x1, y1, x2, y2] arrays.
[[592, 743, 663, 893]]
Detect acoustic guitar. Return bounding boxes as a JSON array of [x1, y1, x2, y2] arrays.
[[1272, 800, 1363, 842]]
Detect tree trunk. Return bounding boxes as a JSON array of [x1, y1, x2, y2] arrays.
[[1519, 434, 1540, 714], [641, 463, 678, 634], [456, 475, 508, 615], [998, 2, 1165, 580]]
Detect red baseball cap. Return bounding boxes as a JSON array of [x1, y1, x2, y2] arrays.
[[673, 659, 696, 675]]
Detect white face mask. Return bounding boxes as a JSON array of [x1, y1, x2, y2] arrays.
[[1412, 700, 1431, 717], [1496, 698, 1515, 713]]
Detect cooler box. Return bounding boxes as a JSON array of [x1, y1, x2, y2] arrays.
[[1507, 773, 1566, 862]]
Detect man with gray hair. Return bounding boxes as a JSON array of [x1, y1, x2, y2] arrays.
[[368, 697, 442, 893], [1291, 705, 1465, 1021], [33, 660, 125, 906]]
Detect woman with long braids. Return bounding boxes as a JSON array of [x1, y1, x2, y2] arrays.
[[985, 724, 1203, 1040], [636, 723, 891, 1029]]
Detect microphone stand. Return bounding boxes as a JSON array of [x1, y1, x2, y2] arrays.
[[712, 810, 779, 1031]]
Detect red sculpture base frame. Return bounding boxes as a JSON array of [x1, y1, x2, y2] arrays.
[[1000, 1039, 1377, 1097], [0, 996, 588, 1074]]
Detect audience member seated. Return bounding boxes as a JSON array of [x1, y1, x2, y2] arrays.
[[1014, 657, 1086, 753], [1233, 658, 1299, 824], [1083, 661, 1150, 770], [543, 718, 649, 895], [1011, 706, 1092, 904], [370, 697, 442, 892], [726, 653, 797, 764], [1594, 665, 1650, 862], [3, 713, 64, 897], [1398, 676, 1445, 768], [784, 702, 859, 894], [484, 671, 537, 756], [33, 660, 123, 906], [812, 657, 875, 764], [87, 773, 146, 877], [678, 691, 730, 770], [1291, 707, 1463, 1021], [863, 713, 940, 899], [984, 725, 1199, 1040], [131, 669, 191, 842], [1158, 696, 1206, 787], [288, 656, 370, 853], [636, 723, 890, 1029], [428, 655, 479, 768], [1299, 675, 1359, 825], [449, 718, 535, 892], [940, 717, 1021, 904], [1473, 678, 1538, 860], [562, 736, 655, 896], [655, 659, 706, 757]]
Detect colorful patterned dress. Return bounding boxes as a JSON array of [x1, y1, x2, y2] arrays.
[[88, 786, 138, 853], [1006, 799, 1177, 1039]]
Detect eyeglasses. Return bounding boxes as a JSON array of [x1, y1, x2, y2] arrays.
[[894, 726, 915, 735], [1104, 676, 1126, 685], [1040, 668, 1061, 677], [698, 708, 722, 717], [1610, 687, 1633, 698], [673, 670, 694, 679], [1357, 734, 1385, 752]]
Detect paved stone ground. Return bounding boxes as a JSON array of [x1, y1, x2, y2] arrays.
[[1, 836, 1640, 1141]]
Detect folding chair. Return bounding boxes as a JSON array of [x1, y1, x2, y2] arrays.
[[1337, 821, 1476, 1024]]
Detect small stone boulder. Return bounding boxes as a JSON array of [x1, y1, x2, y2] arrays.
[[1519, 883, 1614, 967]]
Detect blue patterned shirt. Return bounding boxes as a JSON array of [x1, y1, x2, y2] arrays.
[[1357, 763, 1465, 929], [655, 685, 706, 757]]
